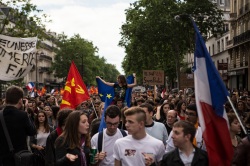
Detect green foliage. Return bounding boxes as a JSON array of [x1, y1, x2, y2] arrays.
[[120, 0, 224, 84], [0, 0, 50, 86], [52, 34, 120, 85], [0, 0, 50, 38]]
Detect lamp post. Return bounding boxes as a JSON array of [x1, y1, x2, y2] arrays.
[[35, 51, 41, 89]]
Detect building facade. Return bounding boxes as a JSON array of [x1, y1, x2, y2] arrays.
[[227, 0, 250, 91], [182, 0, 230, 89], [0, 5, 63, 94], [23, 31, 63, 93]]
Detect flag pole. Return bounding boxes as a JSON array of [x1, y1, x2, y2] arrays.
[[90, 100, 98, 118], [102, 128, 105, 152], [227, 96, 247, 134]]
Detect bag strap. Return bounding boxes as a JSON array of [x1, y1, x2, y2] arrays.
[[0, 109, 14, 152], [97, 131, 103, 153], [97, 129, 127, 152], [119, 129, 127, 137]]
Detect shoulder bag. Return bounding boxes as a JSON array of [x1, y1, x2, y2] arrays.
[[0, 109, 33, 166]]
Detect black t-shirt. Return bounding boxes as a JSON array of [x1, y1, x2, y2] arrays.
[[113, 83, 127, 101]]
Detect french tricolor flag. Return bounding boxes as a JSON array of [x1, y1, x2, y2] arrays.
[[26, 82, 34, 91], [192, 20, 233, 165]]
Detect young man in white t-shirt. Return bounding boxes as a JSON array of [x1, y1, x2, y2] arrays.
[[91, 105, 127, 166], [113, 107, 165, 166]]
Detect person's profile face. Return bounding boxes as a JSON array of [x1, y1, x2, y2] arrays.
[[172, 127, 187, 147], [125, 114, 141, 135]]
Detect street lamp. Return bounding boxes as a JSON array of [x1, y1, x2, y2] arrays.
[[35, 51, 40, 88], [173, 14, 194, 90]]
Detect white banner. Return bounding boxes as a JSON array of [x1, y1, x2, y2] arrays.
[[0, 34, 37, 81]]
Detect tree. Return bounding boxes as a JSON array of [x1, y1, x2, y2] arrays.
[[0, 0, 50, 95], [119, 0, 224, 85], [52, 34, 120, 85], [0, 0, 50, 38]]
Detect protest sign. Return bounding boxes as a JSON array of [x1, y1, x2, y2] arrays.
[[0, 34, 37, 81], [143, 70, 164, 85]]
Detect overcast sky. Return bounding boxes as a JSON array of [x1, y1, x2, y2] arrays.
[[32, 0, 136, 74]]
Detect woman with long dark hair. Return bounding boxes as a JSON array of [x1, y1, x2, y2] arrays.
[[30, 110, 52, 166], [176, 100, 187, 121], [153, 102, 170, 124], [55, 111, 90, 166]]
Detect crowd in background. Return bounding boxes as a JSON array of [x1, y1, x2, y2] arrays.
[[0, 85, 250, 166]]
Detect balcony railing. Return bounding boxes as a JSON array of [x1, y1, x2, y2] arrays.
[[39, 67, 50, 73], [230, 13, 237, 18], [39, 54, 52, 61], [44, 78, 56, 83], [233, 30, 250, 45], [226, 39, 233, 47], [40, 42, 54, 51]]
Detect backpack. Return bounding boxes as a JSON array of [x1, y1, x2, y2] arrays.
[[97, 129, 127, 152]]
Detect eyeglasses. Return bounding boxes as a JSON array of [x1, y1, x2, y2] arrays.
[[184, 112, 197, 117], [106, 122, 119, 127]]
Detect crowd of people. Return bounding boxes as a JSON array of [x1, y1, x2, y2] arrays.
[[0, 81, 250, 166]]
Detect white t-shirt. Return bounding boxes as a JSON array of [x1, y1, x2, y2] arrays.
[[91, 129, 127, 166], [165, 126, 205, 153], [113, 134, 165, 166], [37, 130, 50, 147]]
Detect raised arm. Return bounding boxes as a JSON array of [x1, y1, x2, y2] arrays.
[[96, 76, 114, 87], [127, 73, 137, 88]]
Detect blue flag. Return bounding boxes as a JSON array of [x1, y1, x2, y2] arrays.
[[96, 78, 114, 102], [96, 78, 115, 132], [97, 75, 134, 132], [125, 75, 134, 107]]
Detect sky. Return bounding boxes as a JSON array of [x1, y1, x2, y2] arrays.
[[31, 0, 137, 74]]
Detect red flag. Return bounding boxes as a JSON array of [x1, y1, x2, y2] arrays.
[[60, 88, 64, 95], [41, 86, 46, 96], [60, 61, 90, 109]]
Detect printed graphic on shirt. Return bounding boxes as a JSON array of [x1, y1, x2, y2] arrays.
[[125, 149, 136, 156]]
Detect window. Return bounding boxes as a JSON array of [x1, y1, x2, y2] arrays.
[[225, 37, 228, 44], [217, 41, 220, 53], [220, 0, 225, 5], [209, 46, 211, 54], [224, 24, 229, 32], [221, 39, 224, 51], [212, 44, 214, 55]]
